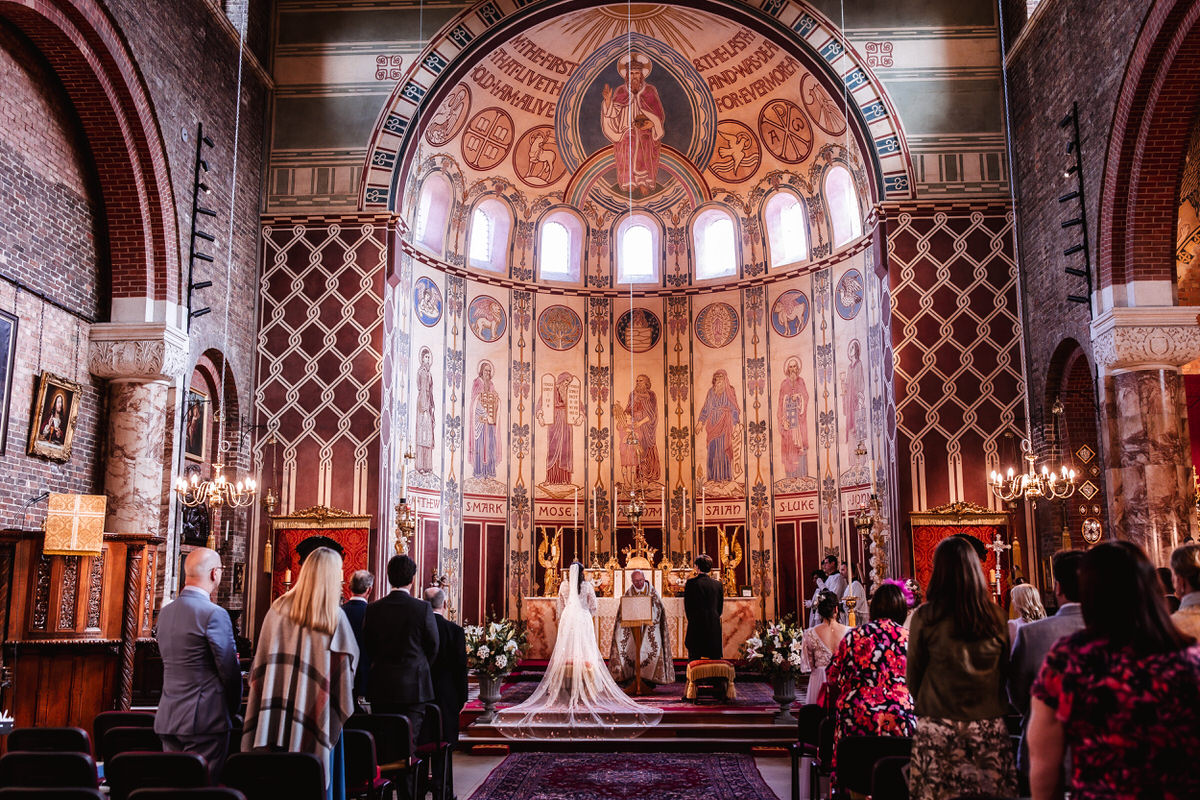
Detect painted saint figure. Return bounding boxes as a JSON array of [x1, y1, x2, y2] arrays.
[[613, 374, 661, 486], [415, 347, 436, 473], [841, 340, 866, 461], [40, 391, 67, 445], [470, 360, 500, 479], [778, 357, 809, 479], [601, 53, 665, 198], [540, 372, 574, 485], [697, 370, 740, 483]]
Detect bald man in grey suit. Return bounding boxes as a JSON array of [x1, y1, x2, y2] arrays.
[[155, 548, 242, 781]]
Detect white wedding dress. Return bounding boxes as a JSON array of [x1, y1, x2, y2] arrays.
[[493, 564, 662, 739]]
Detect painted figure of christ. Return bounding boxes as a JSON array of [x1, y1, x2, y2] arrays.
[[601, 53, 665, 198]]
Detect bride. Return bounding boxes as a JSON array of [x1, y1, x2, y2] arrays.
[[493, 562, 662, 739]]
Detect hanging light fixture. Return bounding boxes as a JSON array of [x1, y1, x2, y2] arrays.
[[988, 438, 1076, 503]]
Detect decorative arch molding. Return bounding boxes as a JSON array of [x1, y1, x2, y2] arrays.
[[1098, 0, 1200, 297], [0, 0, 180, 308], [358, 0, 914, 213]]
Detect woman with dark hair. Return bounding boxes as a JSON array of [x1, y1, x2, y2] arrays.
[[907, 536, 1015, 800], [1029, 542, 1200, 799], [799, 589, 849, 704], [825, 584, 916, 782]]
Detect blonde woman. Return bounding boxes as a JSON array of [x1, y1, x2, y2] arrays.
[[243, 547, 359, 800], [1008, 583, 1046, 648]]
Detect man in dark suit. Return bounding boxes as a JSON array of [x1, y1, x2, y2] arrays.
[[1009, 549, 1086, 776], [683, 554, 724, 660], [342, 569, 374, 704], [155, 547, 242, 782], [363, 555, 439, 736], [425, 587, 467, 800]]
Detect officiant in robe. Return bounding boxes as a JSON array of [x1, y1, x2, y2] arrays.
[[608, 570, 675, 687]]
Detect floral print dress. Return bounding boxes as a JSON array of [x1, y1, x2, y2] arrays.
[[1032, 631, 1200, 799], [825, 619, 916, 778]]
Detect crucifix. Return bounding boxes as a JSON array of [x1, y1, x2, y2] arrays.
[[985, 532, 1012, 599]]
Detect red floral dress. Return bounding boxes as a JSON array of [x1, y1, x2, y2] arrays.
[[826, 619, 916, 777], [1032, 632, 1200, 800]]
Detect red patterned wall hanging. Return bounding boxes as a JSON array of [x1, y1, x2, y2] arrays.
[[909, 501, 1013, 600], [270, 505, 372, 600]]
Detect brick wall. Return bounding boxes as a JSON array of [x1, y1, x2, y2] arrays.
[[0, 20, 106, 528]]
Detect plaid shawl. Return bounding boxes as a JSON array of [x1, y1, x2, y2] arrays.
[[242, 595, 359, 784]]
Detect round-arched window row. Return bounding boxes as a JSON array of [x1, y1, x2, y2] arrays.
[[411, 168, 862, 282]]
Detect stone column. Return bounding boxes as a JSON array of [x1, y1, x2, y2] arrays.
[[1091, 308, 1200, 562]]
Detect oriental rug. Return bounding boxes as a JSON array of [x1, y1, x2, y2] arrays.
[[466, 752, 779, 800]]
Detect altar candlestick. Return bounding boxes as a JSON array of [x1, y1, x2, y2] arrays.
[[682, 488, 687, 532], [401, 459, 408, 498], [593, 487, 598, 529], [574, 488, 579, 558], [701, 486, 706, 533], [662, 490, 666, 531], [284, 568, 292, 584], [870, 458, 877, 495]]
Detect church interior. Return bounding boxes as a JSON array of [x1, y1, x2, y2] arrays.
[[2, 0, 1199, 797]]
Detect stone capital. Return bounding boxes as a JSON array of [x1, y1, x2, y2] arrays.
[[1089, 306, 1200, 371], [88, 322, 190, 382]]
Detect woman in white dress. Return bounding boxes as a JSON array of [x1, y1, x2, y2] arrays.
[[493, 562, 661, 739], [800, 590, 851, 705]]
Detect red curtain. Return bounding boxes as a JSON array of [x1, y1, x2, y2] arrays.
[[912, 524, 1008, 599], [271, 526, 370, 599]]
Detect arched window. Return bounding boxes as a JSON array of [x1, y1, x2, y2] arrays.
[[538, 210, 585, 282], [467, 197, 511, 273], [413, 172, 452, 256], [616, 214, 660, 284], [826, 166, 863, 247], [764, 191, 809, 268], [692, 207, 738, 280]]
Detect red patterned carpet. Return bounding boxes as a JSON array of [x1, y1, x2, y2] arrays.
[[466, 752, 779, 800]]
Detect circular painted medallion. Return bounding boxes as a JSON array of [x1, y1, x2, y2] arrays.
[[770, 290, 811, 337], [468, 295, 507, 342], [425, 84, 471, 146], [694, 302, 740, 348], [758, 99, 814, 164], [708, 121, 762, 184], [461, 107, 514, 170], [799, 75, 847, 137], [513, 126, 568, 188], [835, 269, 865, 320], [537, 305, 584, 351], [414, 277, 443, 327], [615, 308, 662, 353]]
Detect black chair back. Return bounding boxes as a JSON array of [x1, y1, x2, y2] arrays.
[[93, 711, 156, 758], [795, 704, 825, 751], [416, 705, 444, 750], [816, 716, 836, 767], [222, 751, 324, 800], [0, 789, 103, 799], [101, 726, 163, 763], [6, 726, 91, 754], [835, 735, 913, 796], [343, 729, 392, 800], [0, 751, 98, 788], [344, 713, 414, 769], [129, 790, 246, 800], [871, 755, 910, 800], [105, 751, 208, 800]]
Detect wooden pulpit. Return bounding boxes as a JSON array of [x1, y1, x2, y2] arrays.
[[0, 528, 161, 730], [619, 594, 654, 696]]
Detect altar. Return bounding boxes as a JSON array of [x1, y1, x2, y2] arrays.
[[523, 595, 758, 660]]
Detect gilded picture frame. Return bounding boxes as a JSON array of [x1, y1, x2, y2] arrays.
[[27, 371, 82, 462]]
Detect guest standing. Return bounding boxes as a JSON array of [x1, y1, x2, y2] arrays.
[[425, 587, 467, 800], [155, 547, 242, 782], [363, 555, 439, 737], [1029, 542, 1200, 800], [683, 554, 724, 660], [1171, 542, 1200, 638], [907, 536, 1016, 800], [243, 547, 358, 800], [1008, 549, 1085, 776], [342, 570, 374, 704], [1158, 566, 1181, 612], [798, 590, 849, 705], [1007, 583, 1046, 647], [826, 583, 916, 782]]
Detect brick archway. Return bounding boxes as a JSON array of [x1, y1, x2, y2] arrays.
[[1099, 0, 1200, 294], [0, 0, 178, 307]]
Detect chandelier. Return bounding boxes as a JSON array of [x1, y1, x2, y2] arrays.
[[175, 463, 257, 509], [988, 440, 1076, 503]]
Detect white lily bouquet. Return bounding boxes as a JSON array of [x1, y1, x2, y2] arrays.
[[741, 616, 805, 678], [465, 616, 528, 679]]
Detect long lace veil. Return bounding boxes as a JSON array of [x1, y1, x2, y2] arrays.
[[493, 563, 662, 739]]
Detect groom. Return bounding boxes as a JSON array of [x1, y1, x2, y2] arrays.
[[683, 554, 724, 660], [609, 569, 675, 687]]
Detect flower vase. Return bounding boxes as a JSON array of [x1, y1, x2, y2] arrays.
[[476, 673, 503, 724], [771, 674, 797, 724]]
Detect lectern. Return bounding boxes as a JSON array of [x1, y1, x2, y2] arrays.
[[618, 594, 654, 696], [0, 529, 161, 730]]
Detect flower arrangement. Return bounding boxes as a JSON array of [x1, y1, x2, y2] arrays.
[[741, 616, 805, 678], [465, 616, 527, 679]]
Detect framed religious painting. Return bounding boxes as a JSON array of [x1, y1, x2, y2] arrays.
[[184, 388, 209, 462], [27, 370, 82, 462], [0, 310, 17, 455]]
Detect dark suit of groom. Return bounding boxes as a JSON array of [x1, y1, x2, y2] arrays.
[[684, 555, 725, 660], [364, 555, 439, 739]]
